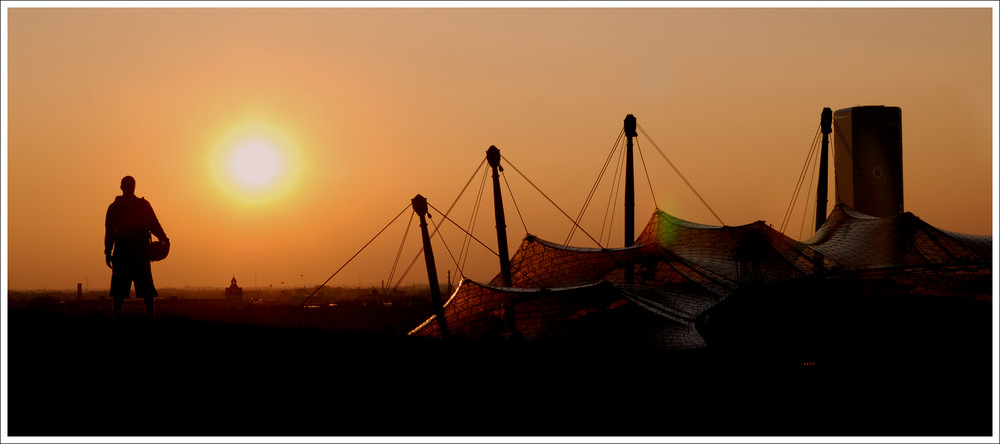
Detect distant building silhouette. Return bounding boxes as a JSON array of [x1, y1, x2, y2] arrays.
[[225, 276, 243, 308]]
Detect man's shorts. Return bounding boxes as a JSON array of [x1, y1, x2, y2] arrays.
[[110, 259, 158, 299]]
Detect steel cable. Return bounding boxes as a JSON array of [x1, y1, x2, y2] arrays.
[[780, 125, 821, 233], [299, 202, 412, 308], [637, 124, 726, 226], [428, 202, 548, 289], [501, 154, 604, 248], [567, 129, 624, 245]]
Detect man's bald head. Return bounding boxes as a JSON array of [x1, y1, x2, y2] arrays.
[[121, 176, 136, 196]]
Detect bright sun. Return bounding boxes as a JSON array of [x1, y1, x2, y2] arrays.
[[229, 140, 282, 189], [210, 121, 303, 205]]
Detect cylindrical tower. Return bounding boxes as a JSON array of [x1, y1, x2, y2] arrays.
[[832, 106, 903, 217]]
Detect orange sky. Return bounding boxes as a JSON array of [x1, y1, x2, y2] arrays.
[[3, 5, 997, 291]]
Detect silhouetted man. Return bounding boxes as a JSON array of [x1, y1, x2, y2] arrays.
[[105, 176, 169, 318]]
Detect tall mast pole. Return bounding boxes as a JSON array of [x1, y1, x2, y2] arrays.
[[486, 146, 513, 287], [815, 107, 833, 232], [412, 194, 448, 337], [624, 114, 637, 284], [624, 114, 637, 247]]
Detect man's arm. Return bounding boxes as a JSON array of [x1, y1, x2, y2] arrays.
[[104, 205, 115, 269], [145, 199, 169, 244]]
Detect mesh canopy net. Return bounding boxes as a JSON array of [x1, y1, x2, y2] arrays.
[[411, 205, 991, 348]]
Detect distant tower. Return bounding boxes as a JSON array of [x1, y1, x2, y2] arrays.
[[225, 276, 243, 308], [832, 106, 903, 217]]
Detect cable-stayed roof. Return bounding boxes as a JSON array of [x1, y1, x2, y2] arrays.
[[806, 205, 991, 269], [411, 204, 991, 349]]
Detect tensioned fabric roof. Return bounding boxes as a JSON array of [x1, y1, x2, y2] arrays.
[[410, 205, 992, 348], [805, 205, 991, 269]]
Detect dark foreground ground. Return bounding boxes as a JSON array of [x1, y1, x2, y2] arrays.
[[7, 303, 995, 438]]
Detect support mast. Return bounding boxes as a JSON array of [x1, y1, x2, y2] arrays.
[[624, 114, 637, 284], [412, 194, 448, 337], [624, 114, 637, 247], [815, 107, 833, 232], [486, 146, 513, 287]]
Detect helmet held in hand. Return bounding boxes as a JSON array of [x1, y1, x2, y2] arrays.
[[149, 240, 170, 261]]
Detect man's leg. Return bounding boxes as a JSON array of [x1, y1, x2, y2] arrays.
[[113, 297, 124, 318], [134, 260, 157, 319], [109, 259, 131, 318], [143, 296, 154, 319]]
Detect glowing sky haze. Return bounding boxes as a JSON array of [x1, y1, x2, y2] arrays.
[[3, 5, 996, 291]]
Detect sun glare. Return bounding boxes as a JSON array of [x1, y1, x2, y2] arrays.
[[230, 140, 281, 189], [210, 121, 303, 206]]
